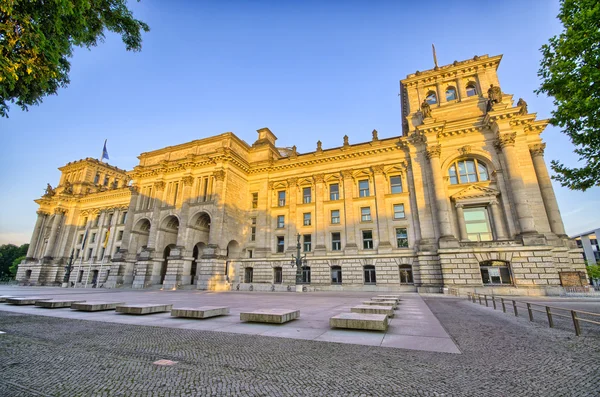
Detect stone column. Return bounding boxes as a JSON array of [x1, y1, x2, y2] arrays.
[[314, 174, 326, 252], [426, 144, 454, 240], [456, 78, 466, 101], [260, 181, 274, 255], [176, 176, 194, 246], [496, 133, 536, 234], [207, 170, 226, 250], [435, 81, 444, 104], [27, 211, 48, 259], [147, 181, 166, 249], [119, 187, 139, 252], [43, 209, 65, 258], [372, 166, 391, 249], [286, 177, 298, 252], [455, 204, 468, 241], [341, 170, 357, 250], [529, 143, 566, 236], [490, 199, 508, 240]]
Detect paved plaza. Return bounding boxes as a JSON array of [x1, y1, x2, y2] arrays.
[[0, 287, 599, 396]]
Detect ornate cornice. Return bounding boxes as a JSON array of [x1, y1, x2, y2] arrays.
[[371, 165, 384, 174], [313, 174, 325, 183], [341, 169, 354, 179], [287, 177, 298, 187]]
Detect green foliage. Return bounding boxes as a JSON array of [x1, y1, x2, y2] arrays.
[[9, 255, 25, 278], [536, 0, 600, 191], [0, 244, 28, 280], [587, 264, 600, 280], [0, 0, 149, 117]]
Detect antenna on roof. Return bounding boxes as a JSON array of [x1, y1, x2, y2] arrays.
[[432, 44, 439, 69]]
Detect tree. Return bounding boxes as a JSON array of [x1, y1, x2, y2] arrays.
[[536, 0, 600, 191], [0, 0, 149, 117], [0, 244, 28, 280], [587, 263, 600, 281], [9, 255, 25, 278]]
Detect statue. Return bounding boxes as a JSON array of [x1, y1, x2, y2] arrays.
[[517, 98, 528, 115], [343, 135, 349, 146], [487, 84, 502, 104], [316, 140, 322, 151], [420, 99, 432, 119], [291, 145, 297, 155], [44, 183, 55, 197], [372, 129, 379, 141], [63, 181, 73, 195]]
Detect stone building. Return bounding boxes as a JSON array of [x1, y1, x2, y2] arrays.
[[18, 54, 586, 295]]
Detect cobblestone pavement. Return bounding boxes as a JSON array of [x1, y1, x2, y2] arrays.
[[0, 297, 598, 397]]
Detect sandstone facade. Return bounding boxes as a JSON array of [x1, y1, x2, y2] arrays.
[[17, 54, 586, 295]]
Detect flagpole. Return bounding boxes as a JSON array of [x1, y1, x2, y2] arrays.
[[100, 139, 107, 162], [76, 227, 89, 288]]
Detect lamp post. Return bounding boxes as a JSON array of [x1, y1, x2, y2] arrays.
[[62, 249, 74, 288], [290, 233, 307, 288]]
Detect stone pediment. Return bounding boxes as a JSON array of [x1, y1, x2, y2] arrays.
[[451, 185, 498, 201]]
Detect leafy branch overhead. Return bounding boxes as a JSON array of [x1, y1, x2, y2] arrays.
[[536, 0, 600, 191], [0, 0, 149, 117]]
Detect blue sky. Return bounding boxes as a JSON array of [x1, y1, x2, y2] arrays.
[[1, 0, 599, 245]]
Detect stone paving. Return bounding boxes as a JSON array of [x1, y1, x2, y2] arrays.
[[0, 290, 598, 396]]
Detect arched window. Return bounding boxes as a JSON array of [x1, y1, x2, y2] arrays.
[[448, 159, 489, 184], [399, 265, 413, 284], [466, 82, 478, 97], [364, 265, 376, 284], [93, 173, 100, 184], [480, 260, 512, 285], [426, 90, 437, 105], [331, 266, 342, 284], [446, 87, 457, 101]]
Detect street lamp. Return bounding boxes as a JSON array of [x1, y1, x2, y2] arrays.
[[62, 249, 74, 288], [290, 233, 307, 286]]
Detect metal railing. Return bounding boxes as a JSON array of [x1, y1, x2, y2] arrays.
[[466, 292, 600, 336]]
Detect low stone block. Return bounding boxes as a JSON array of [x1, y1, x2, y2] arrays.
[[362, 300, 397, 309], [6, 297, 53, 305], [116, 304, 173, 315], [171, 306, 229, 319], [0, 295, 15, 302], [240, 309, 300, 324], [330, 313, 388, 332], [35, 299, 86, 308], [375, 295, 402, 301], [351, 305, 394, 318], [371, 296, 399, 303], [71, 301, 126, 312]]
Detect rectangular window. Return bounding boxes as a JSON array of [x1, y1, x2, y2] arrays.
[[77, 234, 83, 244], [277, 215, 285, 229], [121, 211, 127, 224], [173, 182, 179, 206], [107, 213, 113, 226], [330, 183, 339, 200], [91, 233, 96, 243], [251, 192, 258, 209], [364, 266, 377, 284], [202, 177, 209, 202], [396, 227, 409, 248], [93, 216, 100, 227], [362, 230, 373, 249], [100, 247, 105, 260], [274, 267, 282, 284], [244, 268, 253, 283], [251, 218, 257, 241], [248, 249, 253, 258], [359, 179, 370, 197], [82, 216, 88, 227], [464, 207, 493, 241], [302, 267, 311, 284], [331, 266, 342, 284], [87, 248, 93, 260], [278, 191, 286, 207], [303, 234, 312, 252], [393, 204, 405, 220], [276, 236, 285, 253], [103, 176, 109, 186], [361, 207, 371, 222], [303, 213, 311, 226], [332, 232, 341, 251], [117, 230, 123, 241], [303, 187, 312, 204], [331, 209, 340, 224], [76, 249, 81, 258], [390, 175, 403, 194]]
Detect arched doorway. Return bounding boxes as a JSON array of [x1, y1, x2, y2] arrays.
[[156, 215, 179, 285], [191, 242, 206, 285], [161, 244, 176, 284], [130, 218, 151, 254]]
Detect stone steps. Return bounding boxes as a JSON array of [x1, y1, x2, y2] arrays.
[[116, 304, 173, 315], [171, 306, 229, 319], [240, 309, 300, 324], [330, 313, 388, 331]]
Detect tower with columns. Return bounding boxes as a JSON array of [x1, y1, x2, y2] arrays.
[[17, 54, 586, 295]]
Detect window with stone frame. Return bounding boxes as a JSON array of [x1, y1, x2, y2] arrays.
[[480, 260, 512, 285], [117, 230, 123, 241], [303, 187, 312, 204], [331, 266, 342, 284], [94, 173, 100, 184], [329, 183, 340, 200], [446, 86, 458, 101], [393, 204, 405, 220], [396, 228, 408, 248], [448, 159, 489, 185], [251, 192, 258, 209], [362, 230, 373, 249], [331, 232, 341, 251], [426, 90, 437, 104], [463, 207, 493, 242], [93, 216, 100, 227], [302, 266, 311, 284], [361, 207, 372, 222], [273, 267, 282, 284], [303, 234, 312, 252], [244, 267, 253, 283], [278, 190, 286, 207], [77, 234, 83, 244], [399, 265, 413, 284], [250, 218, 256, 241], [277, 215, 285, 229], [103, 175, 110, 186], [358, 179, 370, 197], [390, 175, 403, 194], [466, 82, 478, 97], [276, 236, 285, 253], [364, 265, 376, 284], [303, 213, 311, 226], [331, 209, 340, 224], [91, 233, 96, 243]]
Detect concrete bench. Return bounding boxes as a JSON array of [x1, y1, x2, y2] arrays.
[[330, 313, 388, 332], [71, 301, 126, 312], [35, 299, 86, 308], [6, 297, 53, 305], [351, 304, 394, 318], [372, 296, 401, 302], [0, 295, 15, 303], [362, 300, 398, 309], [240, 309, 300, 324], [116, 304, 173, 315], [171, 306, 229, 319]]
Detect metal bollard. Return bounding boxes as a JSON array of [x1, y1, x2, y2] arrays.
[[478, 295, 482, 305], [571, 310, 581, 336], [513, 300, 518, 316], [492, 296, 497, 310], [484, 295, 488, 307], [527, 303, 533, 321], [546, 306, 554, 328], [501, 297, 506, 313]]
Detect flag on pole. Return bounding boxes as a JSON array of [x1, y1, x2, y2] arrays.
[[103, 225, 111, 248], [101, 139, 109, 161], [80, 228, 89, 252]]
